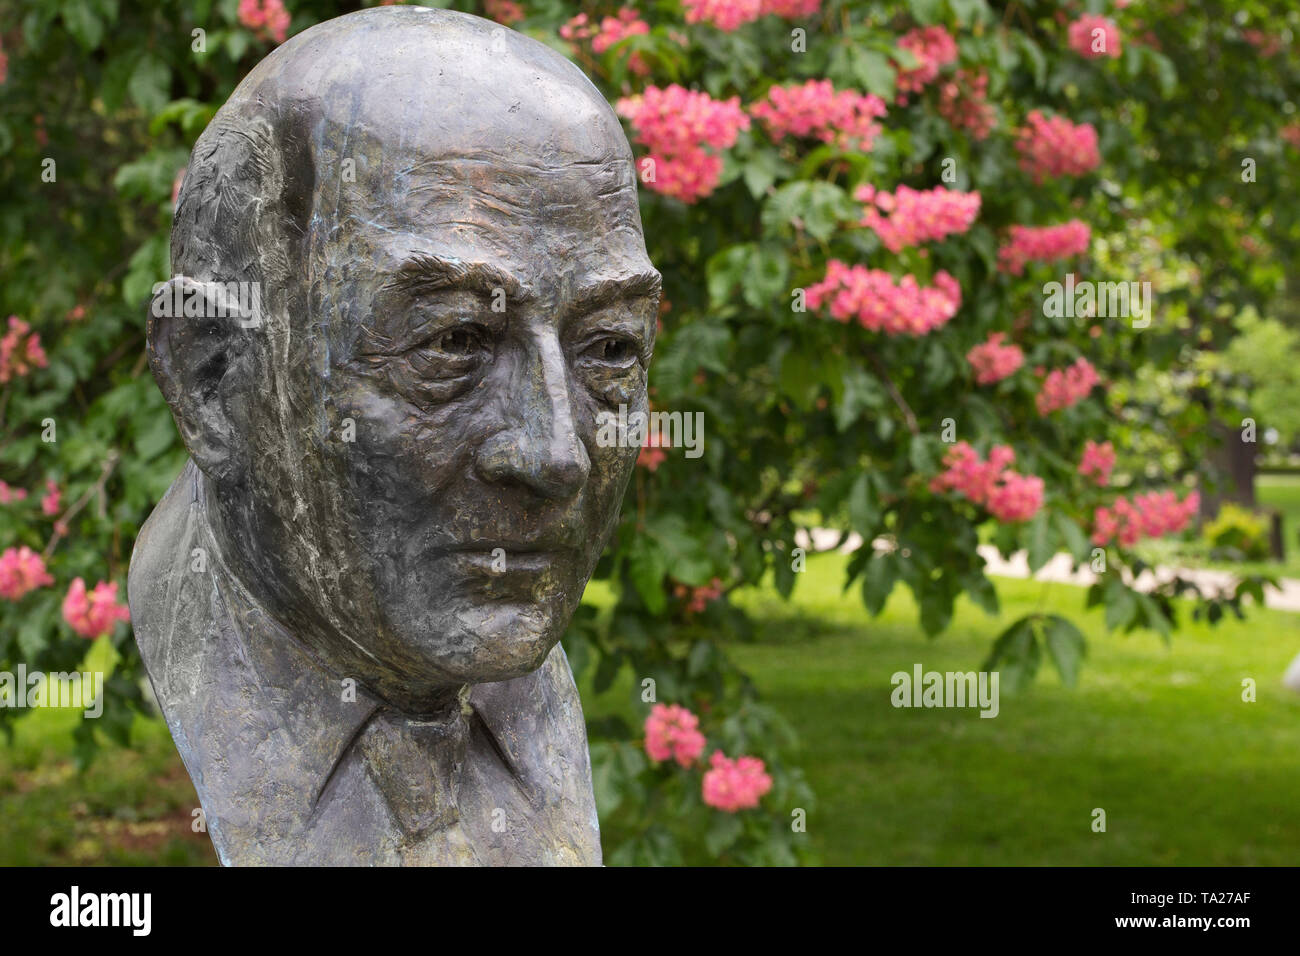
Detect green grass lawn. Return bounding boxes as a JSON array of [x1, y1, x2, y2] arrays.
[[4, 549, 1299, 865], [578, 552, 1300, 866]]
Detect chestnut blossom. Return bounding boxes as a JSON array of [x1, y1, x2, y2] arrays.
[[618, 85, 750, 203], [1077, 440, 1116, 486], [237, 0, 291, 45], [997, 221, 1091, 275], [966, 332, 1024, 385], [1068, 15, 1121, 59], [0, 546, 54, 601], [750, 79, 887, 153], [681, 0, 764, 32], [805, 261, 962, 337], [702, 752, 773, 812], [40, 478, 61, 517], [62, 578, 131, 639], [1092, 491, 1199, 548], [644, 703, 708, 766], [895, 26, 959, 102], [929, 442, 1043, 523], [0, 316, 49, 384], [1015, 111, 1100, 184], [855, 184, 981, 253], [1035, 357, 1100, 415]]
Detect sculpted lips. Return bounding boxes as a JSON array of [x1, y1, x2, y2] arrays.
[[440, 540, 580, 577]]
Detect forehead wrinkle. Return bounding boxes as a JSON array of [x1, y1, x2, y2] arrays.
[[401, 155, 632, 177]]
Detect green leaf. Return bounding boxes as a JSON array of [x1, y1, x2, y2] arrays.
[[983, 615, 1042, 693], [647, 514, 713, 586], [861, 552, 897, 616], [128, 56, 171, 116], [964, 570, 999, 616], [742, 149, 784, 198], [1042, 615, 1086, 687], [1103, 577, 1138, 632], [626, 535, 668, 614], [706, 245, 752, 307], [918, 584, 954, 637], [1016, 34, 1047, 88], [1135, 592, 1172, 641], [836, 365, 884, 431], [705, 812, 744, 856], [848, 472, 878, 536], [743, 244, 791, 310], [1026, 512, 1055, 573], [850, 48, 896, 101], [1054, 513, 1090, 560], [62, 0, 105, 51]]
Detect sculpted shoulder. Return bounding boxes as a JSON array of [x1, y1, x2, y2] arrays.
[[126, 459, 207, 694]]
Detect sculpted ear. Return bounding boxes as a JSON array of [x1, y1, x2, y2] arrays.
[[147, 275, 259, 484]]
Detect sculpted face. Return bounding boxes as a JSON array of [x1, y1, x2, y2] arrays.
[[161, 9, 657, 713]]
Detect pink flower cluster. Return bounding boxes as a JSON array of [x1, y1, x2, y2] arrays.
[[675, 576, 723, 614], [0, 481, 27, 504], [638, 417, 671, 471], [1077, 439, 1116, 486], [895, 26, 958, 102], [237, 0, 290, 44], [41, 478, 62, 516], [854, 184, 981, 253], [1015, 111, 1100, 183], [0, 546, 54, 601], [996, 220, 1091, 275], [1091, 491, 1200, 548], [1068, 15, 1121, 59], [561, 8, 650, 74], [1242, 29, 1283, 58], [929, 442, 1044, 523], [0, 316, 48, 384], [762, 0, 821, 16], [484, 0, 526, 25], [702, 751, 773, 812], [642, 705, 773, 812], [805, 261, 962, 336], [966, 332, 1024, 385], [1035, 357, 1100, 415], [617, 85, 750, 202], [644, 703, 708, 766], [750, 80, 888, 153], [62, 578, 131, 639], [937, 69, 996, 140], [682, 0, 764, 32]]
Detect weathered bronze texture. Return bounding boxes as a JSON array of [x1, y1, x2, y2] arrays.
[[128, 6, 658, 865]]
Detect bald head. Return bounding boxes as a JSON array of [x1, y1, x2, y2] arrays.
[[171, 6, 639, 291]]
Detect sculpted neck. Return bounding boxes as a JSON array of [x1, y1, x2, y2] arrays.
[[197, 468, 470, 718]]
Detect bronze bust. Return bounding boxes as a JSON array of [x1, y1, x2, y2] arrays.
[[128, 6, 658, 865]]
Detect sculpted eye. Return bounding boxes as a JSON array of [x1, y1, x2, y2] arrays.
[[583, 335, 638, 368], [402, 322, 492, 383], [432, 327, 483, 357]]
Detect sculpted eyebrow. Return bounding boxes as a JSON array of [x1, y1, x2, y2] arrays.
[[572, 271, 662, 313], [383, 253, 528, 301]]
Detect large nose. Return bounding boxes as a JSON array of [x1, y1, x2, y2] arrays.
[[475, 331, 591, 500]]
